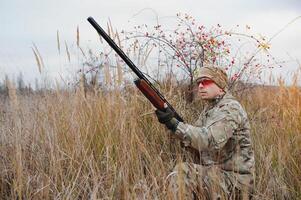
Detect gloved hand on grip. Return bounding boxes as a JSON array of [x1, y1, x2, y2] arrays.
[[155, 107, 179, 132]]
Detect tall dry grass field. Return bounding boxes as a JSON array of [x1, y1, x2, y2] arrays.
[[0, 74, 300, 199]]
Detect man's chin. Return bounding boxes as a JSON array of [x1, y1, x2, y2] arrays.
[[199, 94, 214, 100], [199, 94, 209, 100], [201, 97, 210, 100]]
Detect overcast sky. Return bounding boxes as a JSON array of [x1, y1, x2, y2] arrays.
[[0, 0, 300, 86]]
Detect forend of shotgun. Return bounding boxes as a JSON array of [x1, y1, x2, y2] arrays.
[[134, 79, 166, 111]]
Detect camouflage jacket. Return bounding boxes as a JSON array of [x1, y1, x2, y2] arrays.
[[176, 92, 255, 187]]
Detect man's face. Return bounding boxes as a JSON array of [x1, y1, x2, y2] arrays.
[[197, 78, 224, 100]]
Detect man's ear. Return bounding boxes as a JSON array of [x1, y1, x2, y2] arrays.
[[219, 89, 226, 95]]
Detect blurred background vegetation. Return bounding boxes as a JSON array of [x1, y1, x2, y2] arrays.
[[0, 13, 300, 199]]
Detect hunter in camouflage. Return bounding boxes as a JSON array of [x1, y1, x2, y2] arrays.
[[155, 66, 255, 199]]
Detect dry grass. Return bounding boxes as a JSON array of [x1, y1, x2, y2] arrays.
[[0, 75, 300, 199]]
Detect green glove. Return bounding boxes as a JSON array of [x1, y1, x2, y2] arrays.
[[155, 108, 179, 132]]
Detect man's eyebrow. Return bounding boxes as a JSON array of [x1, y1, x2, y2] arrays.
[[199, 78, 211, 81]]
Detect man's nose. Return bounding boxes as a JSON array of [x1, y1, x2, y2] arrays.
[[198, 83, 204, 89]]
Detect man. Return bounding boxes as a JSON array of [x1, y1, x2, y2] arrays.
[[155, 66, 255, 199]]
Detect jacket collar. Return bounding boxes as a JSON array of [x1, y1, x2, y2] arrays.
[[204, 92, 234, 110]]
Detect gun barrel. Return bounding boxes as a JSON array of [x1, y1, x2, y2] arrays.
[[87, 17, 145, 80]]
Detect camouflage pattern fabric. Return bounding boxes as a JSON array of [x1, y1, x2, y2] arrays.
[[170, 93, 255, 199]]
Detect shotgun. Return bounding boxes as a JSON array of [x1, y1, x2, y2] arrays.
[[87, 17, 200, 162]]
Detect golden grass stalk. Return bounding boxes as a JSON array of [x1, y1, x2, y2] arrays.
[[6, 79, 19, 112], [116, 58, 123, 86], [76, 26, 80, 48], [107, 22, 111, 38], [143, 45, 154, 66], [79, 46, 86, 58], [32, 48, 42, 74], [65, 41, 71, 62], [57, 30, 61, 55], [115, 30, 121, 47], [104, 59, 112, 86], [32, 43, 45, 74]]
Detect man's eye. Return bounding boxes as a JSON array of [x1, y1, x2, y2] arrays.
[[199, 80, 214, 86]]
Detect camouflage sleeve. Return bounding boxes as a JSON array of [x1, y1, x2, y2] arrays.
[[175, 101, 244, 151]]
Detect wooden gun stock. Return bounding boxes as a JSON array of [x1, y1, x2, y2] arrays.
[[134, 79, 166, 111]]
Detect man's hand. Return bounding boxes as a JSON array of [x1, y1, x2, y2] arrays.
[[155, 108, 179, 132]]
